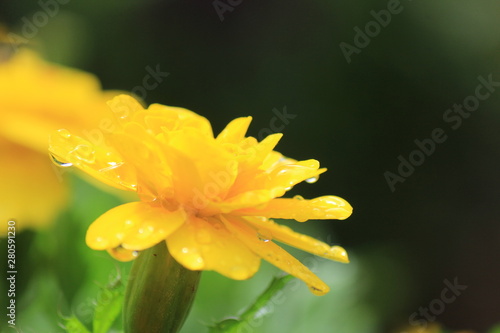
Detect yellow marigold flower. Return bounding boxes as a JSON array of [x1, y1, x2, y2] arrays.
[[401, 324, 476, 333], [0, 47, 116, 235], [49, 94, 353, 295]]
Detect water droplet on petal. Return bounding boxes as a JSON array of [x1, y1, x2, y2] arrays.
[[93, 236, 108, 248], [137, 225, 155, 238], [99, 161, 124, 173], [109, 245, 139, 261], [293, 195, 304, 200], [257, 229, 273, 242], [327, 246, 349, 263], [294, 216, 308, 222], [57, 128, 71, 138], [70, 144, 96, 163], [305, 176, 318, 184], [50, 154, 73, 167]]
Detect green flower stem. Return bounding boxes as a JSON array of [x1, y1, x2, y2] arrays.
[[123, 242, 201, 333], [239, 275, 294, 323]]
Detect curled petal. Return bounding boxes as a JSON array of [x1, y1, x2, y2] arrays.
[[49, 129, 137, 191], [221, 215, 330, 295], [216, 116, 252, 144], [235, 195, 353, 222], [148, 103, 213, 138], [166, 216, 260, 279], [86, 202, 186, 254], [244, 216, 348, 263]]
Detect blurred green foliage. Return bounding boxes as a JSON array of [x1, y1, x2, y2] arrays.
[[1, 0, 500, 332]]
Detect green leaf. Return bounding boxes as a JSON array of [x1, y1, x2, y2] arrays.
[[93, 272, 126, 333], [63, 316, 92, 333], [209, 275, 295, 333]]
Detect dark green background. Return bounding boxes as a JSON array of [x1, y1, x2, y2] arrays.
[[1, 1, 499, 332]]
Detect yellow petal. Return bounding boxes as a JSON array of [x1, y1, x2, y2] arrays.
[[236, 133, 283, 172], [167, 128, 237, 200], [86, 202, 186, 253], [110, 124, 173, 197], [166, 216, 260, 279], [49, 129, 137, 191], [235, 195, 353, 222], [216, 116, 252, 144], [244, 216, 348, 263], [221, 215, 330, 295], [266, 159, 326, 188], [106, 94, 145, 126], [148, 103, 214, 138], [203, 189, 284, 215], [107, 246, 139, 261]]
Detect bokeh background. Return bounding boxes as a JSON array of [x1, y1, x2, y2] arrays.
[[1, 1, 500, 332]]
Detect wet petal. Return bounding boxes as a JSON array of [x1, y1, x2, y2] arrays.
[[244, 216, 349, 263], [107, 246, 139, 261], [266, 159, 326, 189], [49, 129, 137, 191], [166, 216, 260, 279], [221, 215, 330, 295], [148, 103, 213, 138], [203, 189, 285, 215], [234, 195, 353, 222], [107, 94, 144, 126], [110, 124, 173, 196], [86, 202, 186, 253]]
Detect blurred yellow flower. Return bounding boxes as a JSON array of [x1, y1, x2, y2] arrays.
[[49, 94, 353, 295], [0, 46, 116, 235]]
